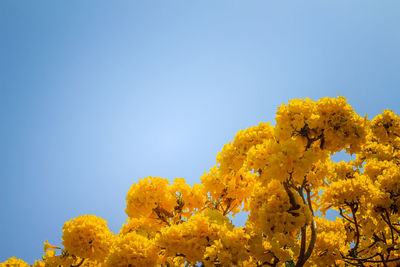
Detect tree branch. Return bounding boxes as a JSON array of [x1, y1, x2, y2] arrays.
[[303, 188, 317, 263]]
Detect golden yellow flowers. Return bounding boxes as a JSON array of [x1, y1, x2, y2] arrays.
[[5, 96, 400, 266], [0, 257, 29, 267], [43, 240, 61, 252], [62, 215, 114, 261], [105, 232, 159, 267]]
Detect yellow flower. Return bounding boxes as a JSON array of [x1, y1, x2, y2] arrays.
[[43, 239, 61, 252], [0, 256, 29, 267], [62, 215, 114, 261], [105, 232, 159, 267]]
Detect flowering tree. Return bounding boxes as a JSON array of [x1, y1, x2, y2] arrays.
[[3, 96, 400, 267]]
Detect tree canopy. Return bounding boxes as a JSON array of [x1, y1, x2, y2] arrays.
[[3, 96, 400, 267]]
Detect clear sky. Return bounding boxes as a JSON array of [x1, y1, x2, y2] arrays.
[[1, 0, 400, 264]]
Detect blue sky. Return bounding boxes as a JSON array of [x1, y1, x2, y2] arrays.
[[1, 0, 400, 264]]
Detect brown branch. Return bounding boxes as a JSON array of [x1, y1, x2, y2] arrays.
[[222, 198, 233, 216], [303, 189, 317, 263], [379, 254, 388, 267], [294, 187, 317, 267], [294, 182, 307, 267], [71, 258, 85, 267], [343, 254, 400, 264], [339, 207, 356, 225], [283, 181, 300, 214], [295, 226, 307, 267], [341, 252, 380, 261], [385, 210, 395, 244], [349, 204, 361, 256], [153, 206, 171, 226], [382, 209, 400, 236], [356, 238, 378, 255], [365, 256, 400, 263]]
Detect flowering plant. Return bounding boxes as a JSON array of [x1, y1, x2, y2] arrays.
[[3, 97, 400, 267]]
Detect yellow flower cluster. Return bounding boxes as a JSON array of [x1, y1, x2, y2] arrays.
[[105, 232, 159, 267], [32, 249, 100, 267], [248, 180, 312, 262], [62, 215, 114, 261], [371, 109, 400, 144], [246, 222, 276, 264], [125, 176, 177, 219], [119, 217, 162, 239], [156, 209, 249, 265], [246, 137, 328, 186], [304, 217, 348, 267], [275, 97, 367, 154], [217, 122, 274, 174], [6, 97, 400, 267], [321, 173, 375, 213], [318, 104, 400, 265], [125, 176, 205, 223], [201, 166, 257, 214], [203, 227, 249, 267], [251, 180, 309, 234], [170, 178, 206, 217], [0, 257, 29, 267], [201, 123, 274, 215]]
